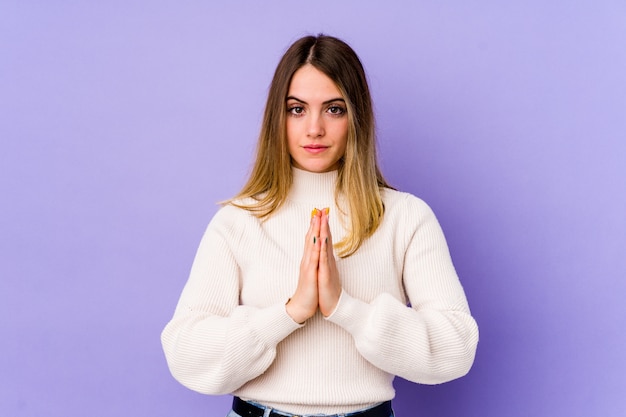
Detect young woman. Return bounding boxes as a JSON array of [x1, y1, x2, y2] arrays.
[[162, 34, 478, 417]]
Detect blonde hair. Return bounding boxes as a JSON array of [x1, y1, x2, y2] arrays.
[[229, 35, 391, 257]]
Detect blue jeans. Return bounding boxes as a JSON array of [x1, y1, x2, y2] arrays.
[[225, 403, 395, 417]]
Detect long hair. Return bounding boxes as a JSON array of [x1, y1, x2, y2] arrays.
[[229, 34, 391, 257]]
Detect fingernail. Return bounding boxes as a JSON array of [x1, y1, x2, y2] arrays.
[[323, 207, 330, 216], [313, 236, 316, 244], [311, 208, 319, 218], [325, 237, 328, 244]]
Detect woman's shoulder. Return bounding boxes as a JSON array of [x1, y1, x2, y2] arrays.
[[208, 198, 259, 228], [382, 187, 433, 213], [380, 187, 440, 231]]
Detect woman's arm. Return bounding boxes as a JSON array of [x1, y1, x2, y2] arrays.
[[326, 196, 479, 384], [161, 208, 301, 394]]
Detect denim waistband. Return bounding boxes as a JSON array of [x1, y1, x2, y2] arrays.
[[232, 397, 393, 417]]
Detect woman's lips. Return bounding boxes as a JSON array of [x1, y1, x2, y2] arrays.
[[303, 145, 328, 154]]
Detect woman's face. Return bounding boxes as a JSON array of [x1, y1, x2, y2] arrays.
[[286, 64, 348, 173]]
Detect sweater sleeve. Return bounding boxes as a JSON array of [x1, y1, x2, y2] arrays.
[[326, 196, 479, 385], [161, 207, 302, 395]]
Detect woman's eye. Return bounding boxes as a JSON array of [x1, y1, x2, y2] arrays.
[[288, 106, 304, 115], [327, 106, 345, 115]]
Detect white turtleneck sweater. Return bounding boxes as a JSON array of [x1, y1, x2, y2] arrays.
[[161, 168, 478, 415]]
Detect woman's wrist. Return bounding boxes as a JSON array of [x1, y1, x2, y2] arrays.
[[285, 298, 309, 324]]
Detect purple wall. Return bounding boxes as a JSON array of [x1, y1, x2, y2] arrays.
[[2, 2, 625, 416]]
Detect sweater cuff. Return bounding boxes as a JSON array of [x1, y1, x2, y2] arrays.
[[248, 303, 304, 347], [324, 290, 370, 335]]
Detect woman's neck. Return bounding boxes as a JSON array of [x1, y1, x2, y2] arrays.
[[287, 167, 338, 206]]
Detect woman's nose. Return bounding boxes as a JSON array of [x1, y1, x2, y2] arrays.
[[306, 114, 325, 138]]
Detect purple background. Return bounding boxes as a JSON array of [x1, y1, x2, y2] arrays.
[[2, 2, 625, 416]]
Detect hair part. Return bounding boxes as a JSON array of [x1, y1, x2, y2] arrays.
[[227, 34, 391, 257]]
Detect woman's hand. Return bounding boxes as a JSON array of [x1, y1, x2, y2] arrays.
[[286, 210, 322, 324], [286, 208, 342, 323], [318, 208, 342, 317]]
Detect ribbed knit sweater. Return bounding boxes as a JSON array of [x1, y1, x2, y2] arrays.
[[161, 168, 478, 415]]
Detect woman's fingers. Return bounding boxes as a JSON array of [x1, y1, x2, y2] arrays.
[[286, 208, 341, 322], [305, 209, 322, 265], [286, 210, 322, 324], [318, 208, 341, 317]]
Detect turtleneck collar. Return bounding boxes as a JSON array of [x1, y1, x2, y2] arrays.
[[288, 167, 338, 206]]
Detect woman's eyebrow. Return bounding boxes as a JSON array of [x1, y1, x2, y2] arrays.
[[286, 96, 346, 105]]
